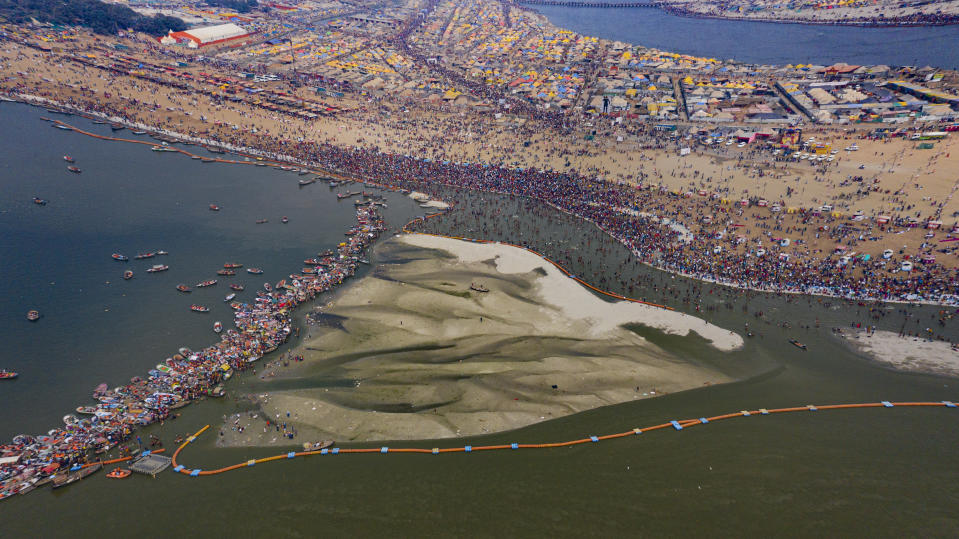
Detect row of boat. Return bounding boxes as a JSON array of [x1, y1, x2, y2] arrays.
[[2, 201, 385, 499]]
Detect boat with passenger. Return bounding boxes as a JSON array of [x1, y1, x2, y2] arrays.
[[789, 339, 808, 351], [247, 268, 263, 275], [281, 216, 289, 224], [216, 269, 236, 276], [223, 263, 243, 269], [26, 310, 40, 322], [470, 283, 489, 293], [298, 178, 315, 186], [146, 264, 169, 273], [62, 155, 74, 162], [33, 197, 47, 206], [190, 305, 210, 313], [230, 284, 244, 291], [123, 270, 133, 280], [112, 253, 128, 262], [213, 321, 223, 333], [224, 293, 236, 302], [135, 252, 156, 260], [67, 166, 81, 173], [209, 204, 220, 211], [196, 279, 217, 287], [256, 219, 268, 224], [106, 468, 131, 479], [0, 370, 17, 380], [176, 284, 191, 293]]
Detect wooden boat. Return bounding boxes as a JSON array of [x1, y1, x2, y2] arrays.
[[196, 279, 217, 287], [216, 269, 236, 276], [176, 284, 191, 293], [0, 370, 18, 380], [247, 268, 263, 275], [210, 385, 225, 397], [123, 270, 133, 280], [67, 166, 81, 173], [110, 124, 124, 131], [230, 284, 244, 291], [106, 468, 132, 479], [223, 263, 243, 269], [134, 252, 156, 260], [146, 264, 169, 273], [470, 283, 489, 293], [255, 219, 268, 224], [789, 339, 807, 351], [298, 178, 315, 186], [26, 310, 40, 322], [303, 440, 334, 452], [75, 406, 98, 415], [190, 305, 210, 313], [52, 463, 101, 489]]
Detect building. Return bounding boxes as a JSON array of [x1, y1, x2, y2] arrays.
[[159, 23, 251, 49]]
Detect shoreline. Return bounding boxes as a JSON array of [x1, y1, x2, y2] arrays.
[[16, 95, 958, 309]]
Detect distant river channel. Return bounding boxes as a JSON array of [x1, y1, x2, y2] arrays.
[[532, 4, 959, 68]]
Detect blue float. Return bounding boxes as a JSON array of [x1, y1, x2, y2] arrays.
[[173, 465, 184, 472], [287, 452, 296, 459], [882, 401, 894, 408], [699, 417, 709, 424], [380, 447, 389, 454], [590, 436, 599, 442], [464, 446, 472, 452], [190, 469, 201, 476], [671, 420, 683, 430], [331, 448, 340, 454], [320, 448, 329, 455], [944, 401, 957, 408], [511, 443, 519, 449]]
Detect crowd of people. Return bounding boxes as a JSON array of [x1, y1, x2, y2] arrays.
[[0, 204, 386, 499]]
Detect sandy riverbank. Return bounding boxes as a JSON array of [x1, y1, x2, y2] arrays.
[[843, 329, 959, 378], [218, 234, 742, 446]]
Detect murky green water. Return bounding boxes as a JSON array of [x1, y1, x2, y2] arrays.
[[3, 106, 959, 536]]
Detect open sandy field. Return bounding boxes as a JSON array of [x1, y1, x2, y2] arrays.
[[218, 234, 742, 446]]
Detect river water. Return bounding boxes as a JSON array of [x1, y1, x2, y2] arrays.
[[532, 4, 959, 68], [3, 102, 959, 535]]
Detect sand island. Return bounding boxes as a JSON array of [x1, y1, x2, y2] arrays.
[[221, 234, 742, 445]]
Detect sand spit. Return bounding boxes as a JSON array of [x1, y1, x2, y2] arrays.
[[843, 330, 959, 378], [220, 235, 742, 446], [405, 234, 743, 350]]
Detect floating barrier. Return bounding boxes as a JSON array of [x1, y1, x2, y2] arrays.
[[170, 401, 957, 477]]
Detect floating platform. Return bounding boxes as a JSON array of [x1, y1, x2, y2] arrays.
[[130, 452, 172, 476]]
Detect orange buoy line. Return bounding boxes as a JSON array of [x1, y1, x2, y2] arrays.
[[170, 401, 957, 477]]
